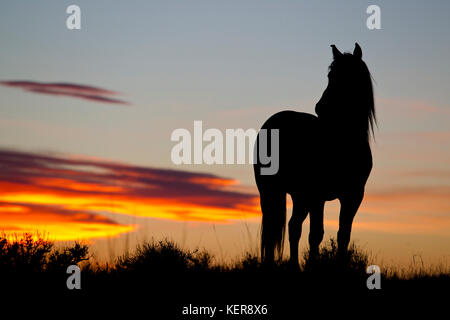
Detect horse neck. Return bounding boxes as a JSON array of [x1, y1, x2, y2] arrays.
[[319, 99, 370, 142]]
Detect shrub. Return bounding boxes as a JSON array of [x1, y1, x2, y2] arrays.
[[0, 233, 89, 273], [115, 239, 212, 274]]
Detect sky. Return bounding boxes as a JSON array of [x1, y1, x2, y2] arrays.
[[0, 0, 449, 266]]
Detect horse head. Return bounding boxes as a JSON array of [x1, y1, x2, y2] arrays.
[[315, 43, 376, 141]]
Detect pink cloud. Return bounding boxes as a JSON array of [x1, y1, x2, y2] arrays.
[[378, 97, 450, 116], [0, 80, 129, 105]]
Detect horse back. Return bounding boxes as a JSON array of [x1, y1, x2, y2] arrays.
[[255, 111, 320, 193], [254, 110, 372, 199]]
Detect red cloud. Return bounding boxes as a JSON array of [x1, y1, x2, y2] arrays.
[[0, 81, 129, 105], [0, 149, 260, 241]]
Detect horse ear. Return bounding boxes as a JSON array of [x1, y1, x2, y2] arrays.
[[353, 43, 362, 59], [331, 44, 342, 59]]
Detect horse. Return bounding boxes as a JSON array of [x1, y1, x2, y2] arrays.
[[253, 43, 376, 266]]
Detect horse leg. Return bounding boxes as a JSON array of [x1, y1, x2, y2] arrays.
[[288, 197, 308, 267], [337, 190, 364, 255], [260, 190, 286, 264], [309, 200, 325, 258]]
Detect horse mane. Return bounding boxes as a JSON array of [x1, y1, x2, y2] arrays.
[[328, 53, 377, 142]]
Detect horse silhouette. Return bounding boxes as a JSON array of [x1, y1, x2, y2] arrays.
[[254, 43, 376, 266]]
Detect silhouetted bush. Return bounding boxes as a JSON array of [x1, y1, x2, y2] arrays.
[[303, 238, 368, 272], [115, 239, 213, 274], [46, 242, 89, 272], [0, 233, 89, 273], [0, 233, 53, 273]]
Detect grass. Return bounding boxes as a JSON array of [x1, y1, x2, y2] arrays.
[[0, 233, 448, 301]]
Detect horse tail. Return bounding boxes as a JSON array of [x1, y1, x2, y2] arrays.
[[260, 191, 286, 262]]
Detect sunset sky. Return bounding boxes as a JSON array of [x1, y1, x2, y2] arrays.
[[0, 1, 449, 266]]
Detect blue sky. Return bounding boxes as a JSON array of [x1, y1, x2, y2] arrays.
[[1, 1, 449, 165]]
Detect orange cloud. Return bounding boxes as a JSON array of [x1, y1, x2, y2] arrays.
[[0, 202, 134, 241], [0, 149, 260, 241], [351, 186, 450, 236], [2, 148, 448, 241], [291, 185, 450, 236]]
